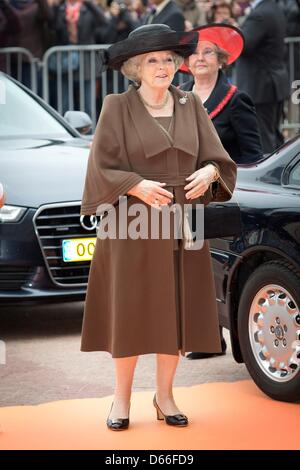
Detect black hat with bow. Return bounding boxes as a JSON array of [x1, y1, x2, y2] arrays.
[[98, 24, 198, 72]]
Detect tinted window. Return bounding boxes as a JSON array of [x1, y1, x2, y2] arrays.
[[289, 161, 300, 187], [0, 75, 70, 138]]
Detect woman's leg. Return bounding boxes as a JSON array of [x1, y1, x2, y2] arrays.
[[109, 355, 139, 419], [156, 353, 183, 415]]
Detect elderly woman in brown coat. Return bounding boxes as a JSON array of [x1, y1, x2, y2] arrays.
[[80, 24, 237, 430]]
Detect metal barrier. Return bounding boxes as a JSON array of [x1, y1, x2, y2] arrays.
[[42, 45, 186, 129], [0, 39, 299, 134], [286, 37, 300, 82], [0, 47, 39, 94], [43, 44, 130, 129]]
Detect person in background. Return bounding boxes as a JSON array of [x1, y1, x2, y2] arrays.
[[196, 0, 213, 20], [6, 0, 53, 93], [235, 0, 290, 154], [51, 0, 107, 116], [141, 0, 185, 86], [235, 0, 250, 14], [95, 0, 140, 100], [180, 24, 263, 359], [209, 0, 238, 26], [98, 0, 139, 43], [0, 0, 21, 71], [275, 0, 300, 37], [142, 0, 185, 31], [130, 0, 150, 20], [231, 0, 251, 25]]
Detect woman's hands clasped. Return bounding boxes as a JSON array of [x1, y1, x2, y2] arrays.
[[184, 164, 217, 200], [127, 180, 174, 209], [127, 164, 218, 207]]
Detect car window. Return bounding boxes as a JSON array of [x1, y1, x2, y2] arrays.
[[0, 75, 70, 138], [289, 161, 300, 187]]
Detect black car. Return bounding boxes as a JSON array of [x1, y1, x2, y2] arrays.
[[0, 73, 95, 302], [210, 135, 300, 403], [1, 73, 300, 403]]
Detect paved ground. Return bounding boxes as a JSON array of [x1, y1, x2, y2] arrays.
[[0, 302, 250, 407]]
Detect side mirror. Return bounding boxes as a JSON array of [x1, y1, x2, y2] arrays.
[[64, 111, 92, 135]]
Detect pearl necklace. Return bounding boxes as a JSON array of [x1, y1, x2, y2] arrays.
[[138, 90, 170, 110]]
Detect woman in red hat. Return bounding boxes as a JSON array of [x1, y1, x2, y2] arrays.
[[180, 24, 263, 359], [181, 24, 263, 165]]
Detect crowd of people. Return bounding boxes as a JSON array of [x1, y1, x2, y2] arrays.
[[1, 0, 300, 54], [1, 0, 299, 150]]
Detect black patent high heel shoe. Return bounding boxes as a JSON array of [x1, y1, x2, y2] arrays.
[[106, 402, 130, 431], [153, 395, 188, 427]]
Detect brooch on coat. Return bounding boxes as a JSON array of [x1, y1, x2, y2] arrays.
[[179, 93, 188, 105]]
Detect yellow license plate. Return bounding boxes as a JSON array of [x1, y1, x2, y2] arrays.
[[62, 237, 96, 262]]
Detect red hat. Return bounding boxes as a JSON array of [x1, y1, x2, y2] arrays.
[[180, 24, 244, 74]]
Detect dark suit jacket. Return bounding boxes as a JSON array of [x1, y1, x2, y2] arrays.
[[180, 71, 263, 164], [142, 0, 185, 31], [235, 0, 290, 104]]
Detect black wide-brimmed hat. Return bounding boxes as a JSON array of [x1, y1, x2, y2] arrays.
[[98, 24, 199, 72]]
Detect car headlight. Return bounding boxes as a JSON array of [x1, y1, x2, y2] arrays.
[[0, 205, 26, 223]]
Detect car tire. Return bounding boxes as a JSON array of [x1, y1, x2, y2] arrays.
[[238, 260, 300, 402]]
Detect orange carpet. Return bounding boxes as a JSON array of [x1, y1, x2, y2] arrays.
[[0, 380, 299, 450]]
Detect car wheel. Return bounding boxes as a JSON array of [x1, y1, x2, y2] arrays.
[[238, 260, 300, 402]]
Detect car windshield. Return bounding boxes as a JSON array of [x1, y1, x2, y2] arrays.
[[0, 75, 71, 138]]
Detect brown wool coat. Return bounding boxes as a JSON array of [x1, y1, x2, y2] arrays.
[[80, 84, 237, 358]]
